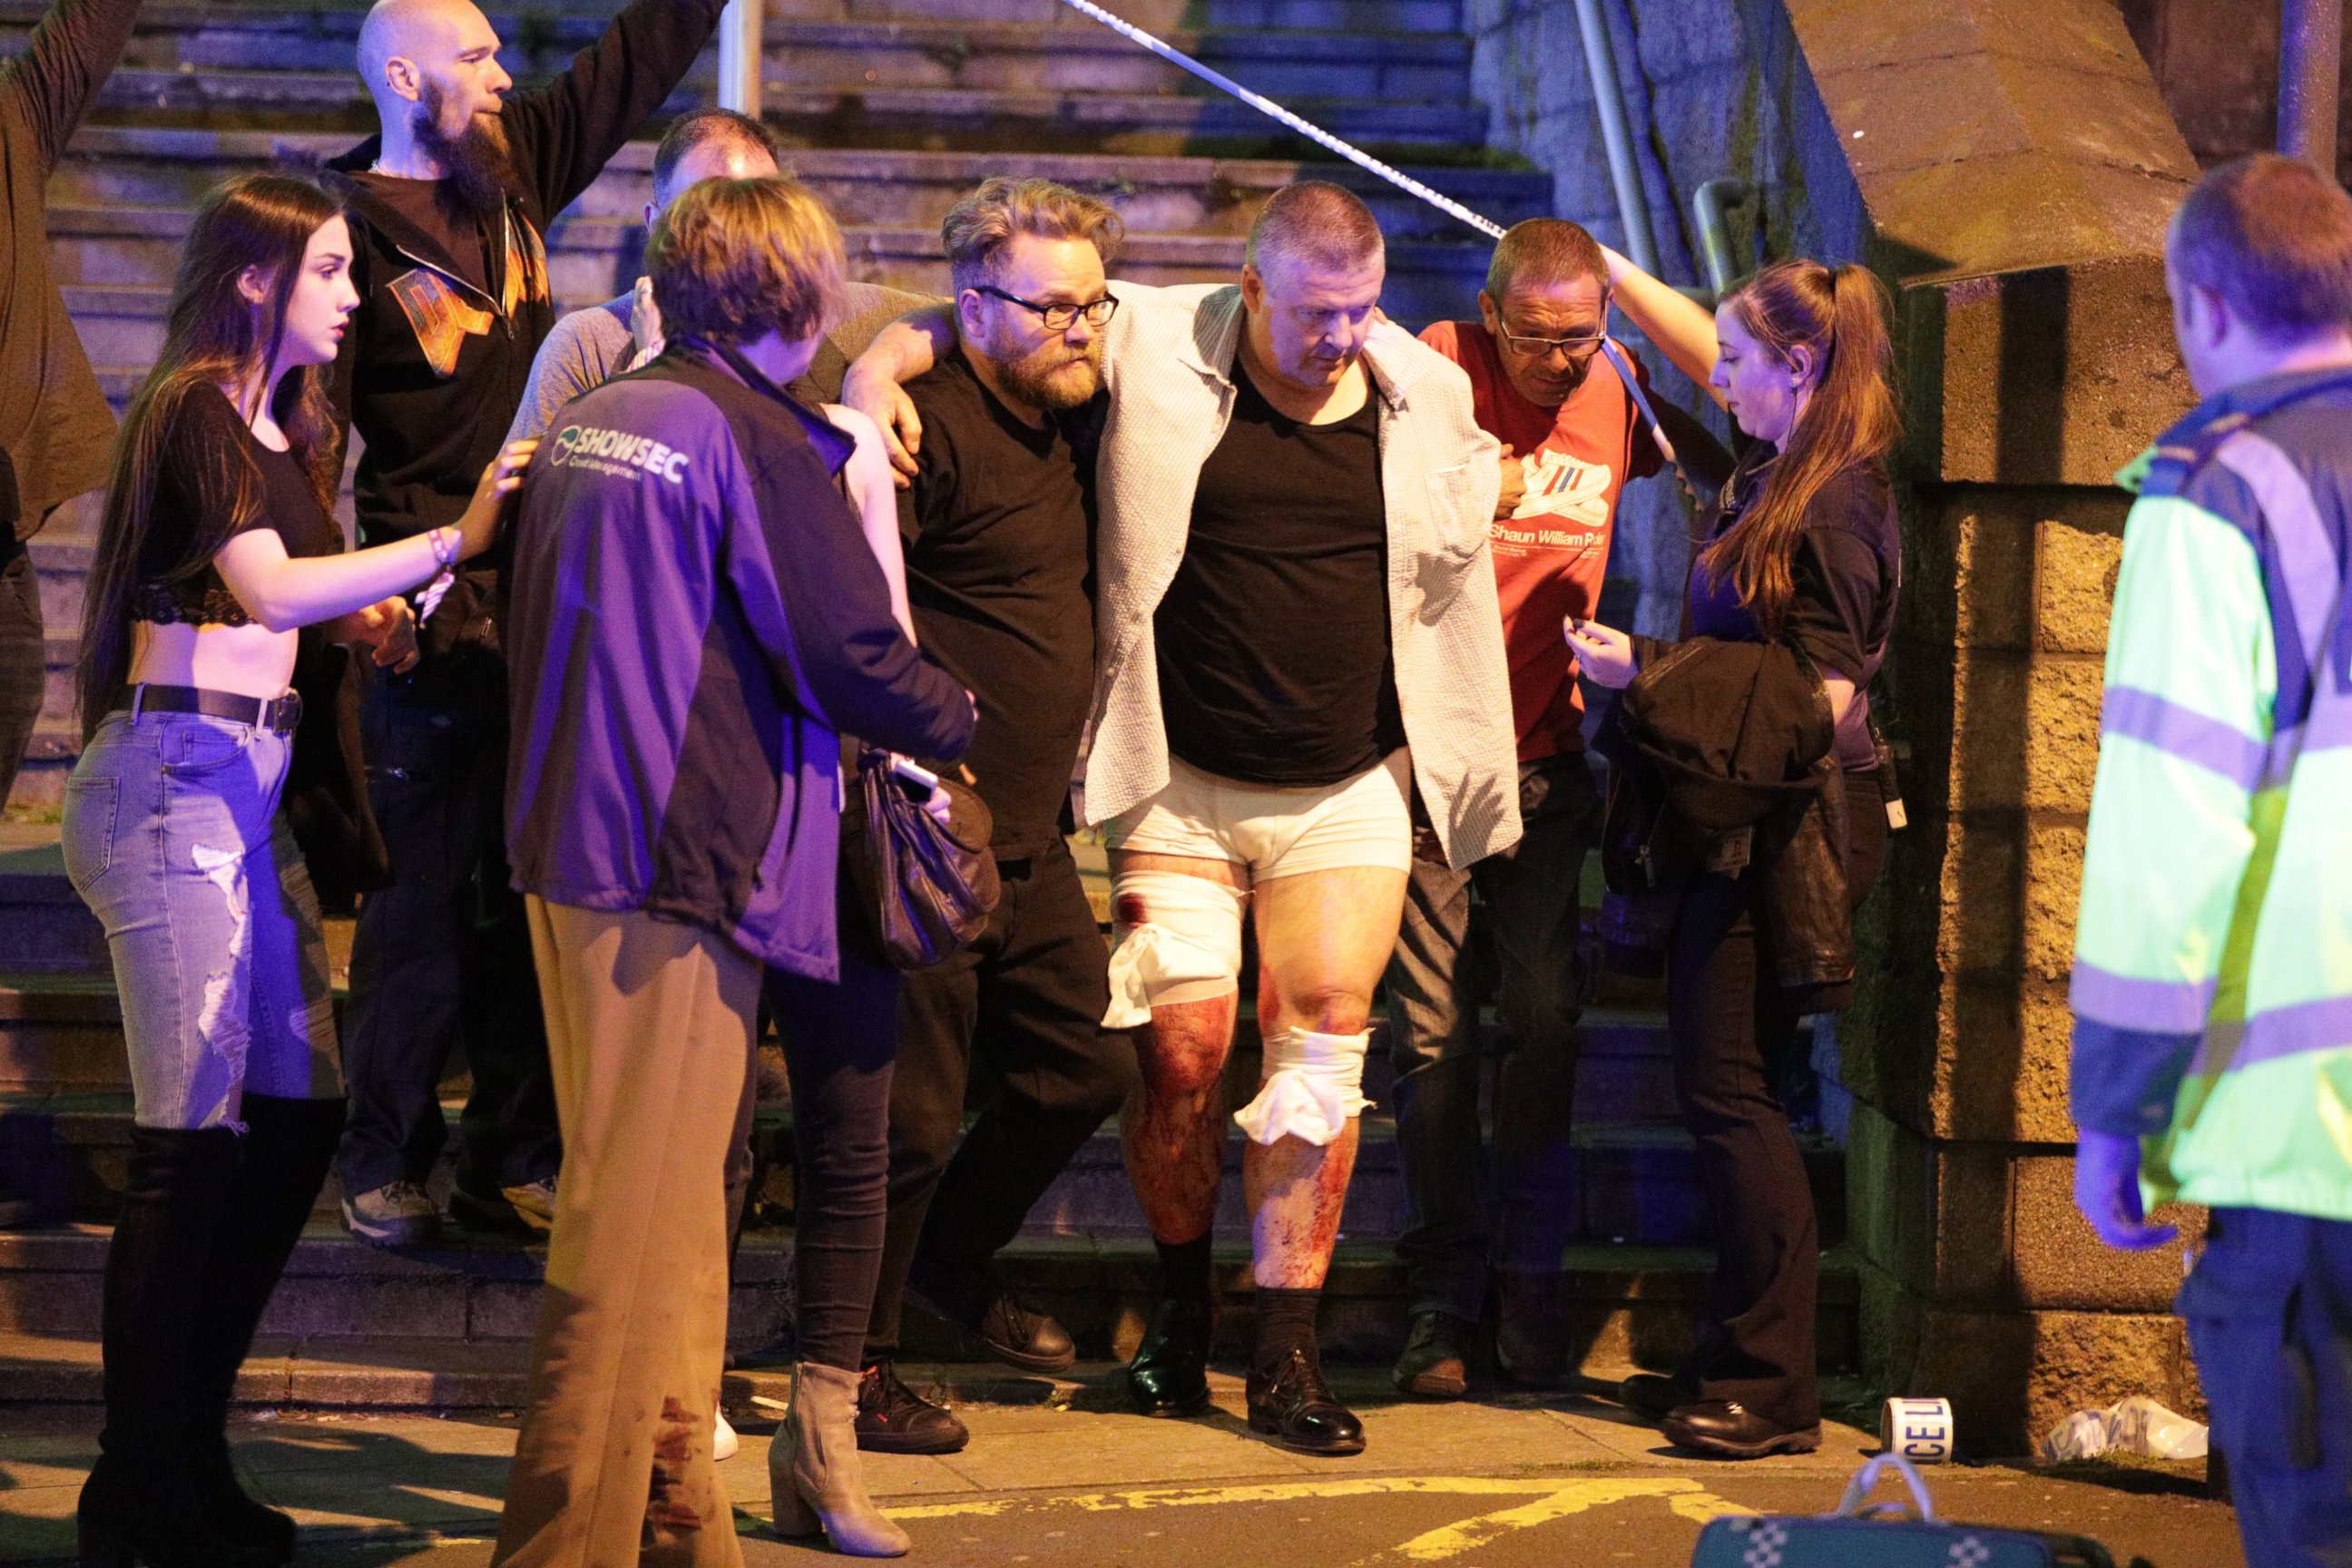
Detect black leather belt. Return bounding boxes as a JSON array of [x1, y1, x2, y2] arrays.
[[115, 683, 303, 735]]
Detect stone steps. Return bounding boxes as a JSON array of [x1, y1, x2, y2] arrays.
[[51, 130, 1545, 240], [0, 0, 1470, 37], [0, 1087, 1832, 1252], [89, 69, 1489, 156], [49, 220, 1491, 342], [0, 1230, 1864, 1405], [16, 11, 1471, 104]]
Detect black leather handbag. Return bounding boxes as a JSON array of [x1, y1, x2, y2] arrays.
[[851, 750, 1000, 970]]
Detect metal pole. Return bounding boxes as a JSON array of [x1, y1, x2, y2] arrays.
[[1571, 0, 1660, 279], [1691, 178, 1754, 301], [718, 0, 760, 116], [2279, 0, 2342, 173]]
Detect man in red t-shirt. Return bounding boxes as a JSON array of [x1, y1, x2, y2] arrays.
[[1385, 219, 1661, 1398]]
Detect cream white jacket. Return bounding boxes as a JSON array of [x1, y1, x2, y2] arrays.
[[1083, 280, 1522, 868]]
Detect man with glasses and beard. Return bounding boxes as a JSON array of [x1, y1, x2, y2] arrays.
[[848, 178, 1139, 1457], [322, 0, 725, 1250], [1383, 218, 1665, 1400]]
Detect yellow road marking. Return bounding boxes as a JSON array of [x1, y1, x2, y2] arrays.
[[885, 1475, 1589, 1521], [1370, 1479, 1757, 1563], [868, 1471, 1759, 1564]]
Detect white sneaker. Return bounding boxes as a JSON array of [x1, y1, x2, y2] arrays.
[[713, 1409, 740, 1462]]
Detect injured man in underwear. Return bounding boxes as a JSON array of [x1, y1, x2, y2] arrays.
[[844, 179, 1516, 1456]]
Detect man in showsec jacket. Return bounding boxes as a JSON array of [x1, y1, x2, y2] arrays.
[[324, 0, 724, 1250], [2072, 153, 2352, 1568], [497, 175, 973, 1567]]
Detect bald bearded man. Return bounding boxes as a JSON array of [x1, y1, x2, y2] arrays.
[[324, 0, 724, 1251]]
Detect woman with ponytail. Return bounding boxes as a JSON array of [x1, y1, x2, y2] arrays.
[[63, 172, 533, 1568], [1565, 253, 1902, 1458]]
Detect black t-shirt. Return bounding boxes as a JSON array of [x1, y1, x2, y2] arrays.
[[897, 350, 1102, 855], [131, 386, 344, 626], [348, 171, 490, 295], [1154, 355, 1403, 787]]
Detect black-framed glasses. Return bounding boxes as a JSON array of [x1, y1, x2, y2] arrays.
[[1500, 328, 1607, 359], [973, 286, 1119, 331]]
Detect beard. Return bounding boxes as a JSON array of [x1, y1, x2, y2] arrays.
[[990, 325, 1102, 413], [415, 80, 515, 217]]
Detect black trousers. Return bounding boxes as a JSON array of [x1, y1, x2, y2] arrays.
[[767, 946, 900, 1373], [864, 837, 1137, 1359], [2183, 1206, 2352, 1568], [1665, 768, 1886, 1432], [0, 545, 42, 808], [337, 657, 560, 1196]]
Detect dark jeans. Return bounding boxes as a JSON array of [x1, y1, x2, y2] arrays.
[[0, 547, 42, 807], [767, 947, 901, 1373], [1666, 767, 1886, 1433], [1385, 754, 1602, 1321], [865, 838, 1136, 1359], [2182, 1206, 2352, 1568], [337, 659, 559, 1196]]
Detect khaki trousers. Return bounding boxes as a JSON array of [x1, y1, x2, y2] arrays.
[[493, 898, 757, 1568]]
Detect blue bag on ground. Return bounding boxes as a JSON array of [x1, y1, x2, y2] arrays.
[[1690, 1455, 2132, 1567]]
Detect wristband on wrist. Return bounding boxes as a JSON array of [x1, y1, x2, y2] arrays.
[[426, 526, 456, 571]]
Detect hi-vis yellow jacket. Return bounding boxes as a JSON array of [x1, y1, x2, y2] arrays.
[[2071, 367, 2352, 1220]]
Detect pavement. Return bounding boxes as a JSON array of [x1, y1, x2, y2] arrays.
[[0, 1366, 2242, 1567]]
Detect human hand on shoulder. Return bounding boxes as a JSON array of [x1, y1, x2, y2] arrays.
[[454, 438, 539, 561]]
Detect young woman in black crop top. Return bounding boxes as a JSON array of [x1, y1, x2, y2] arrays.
[[60, 174, 534, 1568]]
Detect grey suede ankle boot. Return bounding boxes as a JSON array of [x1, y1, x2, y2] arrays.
[[769, 1361, 911, 1557]]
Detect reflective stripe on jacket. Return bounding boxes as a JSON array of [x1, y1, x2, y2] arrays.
[[2071, 366, 2352, 1220]]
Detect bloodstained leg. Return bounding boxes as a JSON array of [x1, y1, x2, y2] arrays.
[[1244, 866, 1406, 1291]]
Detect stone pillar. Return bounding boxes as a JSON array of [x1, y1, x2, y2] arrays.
[[1841, 255, 2210, 1455]]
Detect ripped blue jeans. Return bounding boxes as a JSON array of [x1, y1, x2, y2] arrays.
[[61, 710, 342, 1131]]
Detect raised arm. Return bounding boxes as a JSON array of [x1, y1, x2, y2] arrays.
[[6, 0, 144, 174], [838, 306, 958, 482], [500, 0, 728, 215], [1602, 243, 1725, 407]]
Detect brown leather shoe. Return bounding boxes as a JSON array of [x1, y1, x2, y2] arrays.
[[1662, 1399, 1822, 1458], [1391, 1310, 1471, 1399]]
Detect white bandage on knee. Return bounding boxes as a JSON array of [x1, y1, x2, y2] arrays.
[[1101, 870, 1247, 1028], [1233, 1027, 1372, 1148]]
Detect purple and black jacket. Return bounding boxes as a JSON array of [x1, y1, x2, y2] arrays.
[[503, 342, 974, 982]]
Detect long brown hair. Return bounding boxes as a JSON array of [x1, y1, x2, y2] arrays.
[[1697, 260, 1899, 632], [77, 174, 347, 737]]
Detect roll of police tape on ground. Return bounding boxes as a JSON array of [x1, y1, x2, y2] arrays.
[[1880, 1396, 1955, 1464]]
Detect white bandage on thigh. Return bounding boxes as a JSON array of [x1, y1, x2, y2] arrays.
[[1101, 870, 1247, 1028], [1232, 1027, 1372, 1148]]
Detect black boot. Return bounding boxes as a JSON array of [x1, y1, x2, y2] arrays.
[[1124, 1294, 1215, 1417], [185, 1097, 345, 1564], [77, 1125, 275, 1568]]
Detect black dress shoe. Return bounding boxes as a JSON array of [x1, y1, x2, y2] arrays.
[[907, 1272, 1079, 1374], [1662, 1399, 1823, 1458], [1618, 1371, 1697, 1424], [854, 1361, 971, 1455], [1248, 1348, 1366, 1456], [1125, 1295, 1214, 1416]]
